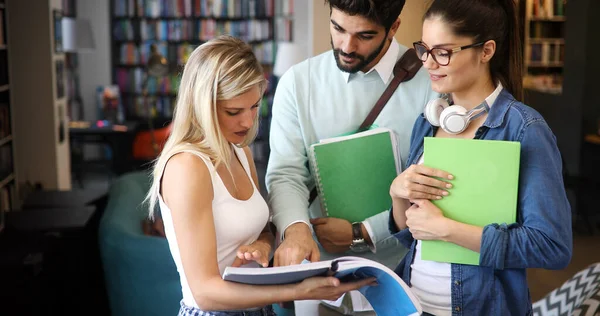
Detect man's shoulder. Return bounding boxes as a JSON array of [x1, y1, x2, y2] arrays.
[[293, 50, 334, 72], [283, 50, 339, 87], [393, 42, 434, 91]]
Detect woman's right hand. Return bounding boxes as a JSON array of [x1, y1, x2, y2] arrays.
[[294, 276, 377, 301], [390, 164, 454, 201]]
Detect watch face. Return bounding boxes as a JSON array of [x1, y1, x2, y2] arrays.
[[350, 240, 369, 253]]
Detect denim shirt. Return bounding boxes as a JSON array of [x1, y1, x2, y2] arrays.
[[388, 89, 573, 316]]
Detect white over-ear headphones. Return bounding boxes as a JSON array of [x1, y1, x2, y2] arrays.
[[423, 98, 490, 134], [424, 83, 503, 134]]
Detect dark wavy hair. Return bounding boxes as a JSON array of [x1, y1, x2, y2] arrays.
[[325, 0, 407, 32], [424, 0, 523, 101]]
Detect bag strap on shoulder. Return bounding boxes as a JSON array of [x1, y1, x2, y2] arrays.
[[308, 48, 423, 206], [357, 48, 423, 131]]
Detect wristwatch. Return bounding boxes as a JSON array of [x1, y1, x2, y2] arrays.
[[350, 222, 370, 253]]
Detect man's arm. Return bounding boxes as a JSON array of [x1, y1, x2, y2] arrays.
[[362, 210, 400, 252], [266, 67, 320, 265]]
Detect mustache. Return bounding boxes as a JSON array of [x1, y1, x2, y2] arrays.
[[334, 49, 364, 61]]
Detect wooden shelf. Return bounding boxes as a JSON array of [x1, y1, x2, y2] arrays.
[[530, 16, 566, 22], [524, 85, 563, 95], [111, 0, 282, 121], [529, 38, 565, 44], [527, 62, 564, 68], [114, 39, 272, 45], [585, 134, 600, 145], [113, 15, 274, 21], [0, 135, 11, 146], [0, 173, 14, 189]]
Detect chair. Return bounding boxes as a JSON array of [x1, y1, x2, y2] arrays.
[[98, 172, 181, 316], [532, 263, 600, 316], [131, 121, 172, 169]]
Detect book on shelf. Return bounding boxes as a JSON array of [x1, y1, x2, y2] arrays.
[[529, 0, 566, 18], [309, 127, 400, 223], [113, 0, 274, 18], [223, 256, 422, 316], [421, 137, 521, 265]]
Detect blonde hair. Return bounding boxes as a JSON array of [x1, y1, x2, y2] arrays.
[[146, 35, 267, 217]]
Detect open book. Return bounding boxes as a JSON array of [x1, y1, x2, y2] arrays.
[[309, 127, 400, 222], [223, 256, 422, 316]]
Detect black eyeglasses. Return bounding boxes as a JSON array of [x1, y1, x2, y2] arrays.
[[413, 41, 486, 66]]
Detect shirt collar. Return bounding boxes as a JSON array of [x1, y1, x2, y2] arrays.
[[341, 39, 400, 85], [483, 87, 515, 129], [485, 82, 503, 109]]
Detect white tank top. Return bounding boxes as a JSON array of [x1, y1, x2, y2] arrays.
[[410, 155, 452, 316], [157, 145, 270, 308]]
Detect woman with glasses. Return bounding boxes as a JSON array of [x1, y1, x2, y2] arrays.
[[388, 0, 572, 315]]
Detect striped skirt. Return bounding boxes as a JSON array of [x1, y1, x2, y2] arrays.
[[178, 301, 276, 316]]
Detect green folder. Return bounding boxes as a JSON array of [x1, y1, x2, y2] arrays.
[[309, 128, 399, 223], [421, 137, 521, 265]]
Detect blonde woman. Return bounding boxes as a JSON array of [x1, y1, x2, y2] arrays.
[[146, 36, 373, 316]]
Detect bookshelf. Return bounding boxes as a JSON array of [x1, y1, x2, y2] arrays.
[[110, 0, 276, 122], [62, 0, 83, 121], [0, 0, 17, 230], [274, 0, 293, 42], [7, 0, 72, 193], [523, 0, 567, 94]]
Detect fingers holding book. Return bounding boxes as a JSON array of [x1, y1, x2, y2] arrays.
[[295, 276, 377, 302], [390, 164, 454, 201]]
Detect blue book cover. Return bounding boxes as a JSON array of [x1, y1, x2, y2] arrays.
[[223, 256, 422, 316]]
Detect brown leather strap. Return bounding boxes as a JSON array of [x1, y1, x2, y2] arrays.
[[309, 48, 423, 205], [358, 48, 422, 131]]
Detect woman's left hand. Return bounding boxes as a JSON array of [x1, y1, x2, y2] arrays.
[[231, 239, 272, 268], [406, 199, 450, 241]]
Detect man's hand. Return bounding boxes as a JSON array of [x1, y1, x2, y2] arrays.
[[310, 217, 353, 253], [273, 223, 320, 266]]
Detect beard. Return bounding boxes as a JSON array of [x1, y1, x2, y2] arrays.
[[332, 36, 388, 73]]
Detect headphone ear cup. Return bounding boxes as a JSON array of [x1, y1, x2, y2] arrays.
[[424, 98, 449, 127], [440, 105, 468, 134]]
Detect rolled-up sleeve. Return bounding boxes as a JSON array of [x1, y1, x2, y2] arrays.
[[479, 120, 572, 270]]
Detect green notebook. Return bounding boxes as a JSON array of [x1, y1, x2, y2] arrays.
[[421, 137, 521, 265], [309, 128, 399, 223]]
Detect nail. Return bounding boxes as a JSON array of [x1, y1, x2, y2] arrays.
[[442, 191, 449, 196], [436, 196, 442, 200], [448, 175, 454, 180], [446, 183, 453, 189]]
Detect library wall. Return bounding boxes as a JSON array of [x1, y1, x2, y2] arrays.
[[395, 0, 426, 48]]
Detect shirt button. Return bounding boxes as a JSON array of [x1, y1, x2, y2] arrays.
[[454, 280, 460, 286], [455, 306, 461, 312]]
